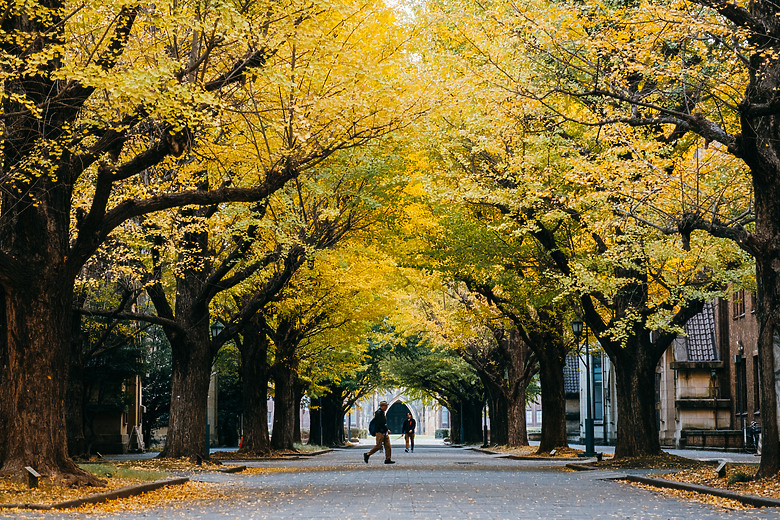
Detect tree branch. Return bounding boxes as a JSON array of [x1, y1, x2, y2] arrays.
[[77, 307, 183, 332]]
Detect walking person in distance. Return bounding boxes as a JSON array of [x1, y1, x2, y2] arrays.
[[364, 401, 395, 464], [403, 412, 416, 453]]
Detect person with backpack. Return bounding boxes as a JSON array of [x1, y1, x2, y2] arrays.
[[363, 401, 395, 464], [402, 411, 416, 453]]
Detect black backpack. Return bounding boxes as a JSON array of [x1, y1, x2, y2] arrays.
[[368, 417, 377, 436]]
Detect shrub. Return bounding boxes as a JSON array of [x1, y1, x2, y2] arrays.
[[435, 428, 449, 439], [346, 427, 368, 439]]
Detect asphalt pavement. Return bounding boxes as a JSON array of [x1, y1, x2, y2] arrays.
[[13, 437, 780, 520]]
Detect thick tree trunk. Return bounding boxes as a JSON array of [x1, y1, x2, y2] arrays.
[[238, 328, 271, 455], [507, 385, 528, 448], [537, 351, 568, 452], [270, 362, 297, 450], [159, 330, 212, 459], [505, 328, 531, 448], [612, 343, 661, 458], [0, 281, 99, 484], [309, 391, 346, 447], [293, 380, 302, 445], [462, 397, 484, 444], [753, 177, 780, 477], [488, 392, 509, 446], [448, 402, 461, 444], [155, 211, 216, 460]]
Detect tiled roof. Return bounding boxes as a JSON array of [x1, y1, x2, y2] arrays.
[[680, 301, 718, 362], [563, 354, 579, 394]]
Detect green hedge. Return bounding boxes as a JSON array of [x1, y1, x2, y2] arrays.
[[346, 427, 368, 439]]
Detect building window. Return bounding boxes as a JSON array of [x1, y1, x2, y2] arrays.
[[536, 410, 542, 424], [733, 289, 746, 319], [736, 355, 747, 415], [593, 355, 603, 422], [526, 410, 533, 424]]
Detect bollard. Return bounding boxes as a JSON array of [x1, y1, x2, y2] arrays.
[[716, 461, 727, 478]]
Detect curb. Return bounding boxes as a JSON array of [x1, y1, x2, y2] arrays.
[[219, 465, 246, 473], [502, 455, 581, 461], [468, 448, 498, 455], [215, 455, 299, 461], [566, 462, 598, 471], [622, 474, 780, 508], [470, 447, 586, 462], [295, 449, 333, 457], [0, 477, 189, 510]]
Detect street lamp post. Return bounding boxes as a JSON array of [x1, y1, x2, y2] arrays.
[[482, 401, 489, 448], [459, 400, 465, 445], [571, 318, 596, 457]]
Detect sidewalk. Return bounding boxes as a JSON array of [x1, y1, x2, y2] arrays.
[[559, 441, 761, 464]]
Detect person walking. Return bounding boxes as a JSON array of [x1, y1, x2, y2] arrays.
[[364, 401, 395, 464], [403, 412, 416, 453]]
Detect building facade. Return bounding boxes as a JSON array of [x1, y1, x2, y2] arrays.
[[722, 290, 762, 450], [350, 390, 449, 437]]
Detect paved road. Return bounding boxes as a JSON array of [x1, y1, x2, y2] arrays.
[[11, 443, 780, 519]]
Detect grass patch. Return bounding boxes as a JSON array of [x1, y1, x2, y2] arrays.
[[294, 443, 327, 452], [80, 463, 168, 481]]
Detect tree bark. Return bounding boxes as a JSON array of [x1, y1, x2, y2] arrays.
[[309, 390, 347, 447], [462, 397, 484, 444], [270, 361, 298, 450], [505, 329, 531, 448], [472, 326, 534, 447], [537, 350, 568, 452], [237, 325, 271, 455], [611, 341, 661, 458], [152, 204, 216, 461], [487, 390, 508, 446], [507, 382, 528, 448], [448, 400, 461, 444], [159, 329, 212, 459], [752, 175, 780, 476], [0, 280, 100, 484]]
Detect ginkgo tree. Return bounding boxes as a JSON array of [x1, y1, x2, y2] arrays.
[[420, 203, 572, 452], [409, 0, 753, 459], [486, 0, 780, 473], [0, 0, 422, 483], [222, 141, 413, 453], [303, 246, 411, 447]]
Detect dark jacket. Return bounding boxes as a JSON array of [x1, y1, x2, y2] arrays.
[[402, 418, 416, 434], [373, 409, 389, 434]]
